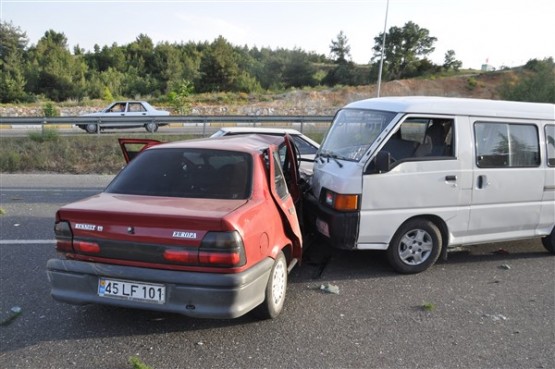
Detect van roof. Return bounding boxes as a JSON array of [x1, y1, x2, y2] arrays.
[[344, 96, 555, 121]]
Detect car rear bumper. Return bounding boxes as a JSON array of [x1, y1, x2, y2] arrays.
[[46, 257, 273, 319]]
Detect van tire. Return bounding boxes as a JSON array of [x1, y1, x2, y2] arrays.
[[253, 251, 287, 319], [387, 219, 442, 274], [542, 228, 555, 254]]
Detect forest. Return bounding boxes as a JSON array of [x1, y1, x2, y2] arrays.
[[1, 20, 553, 105]]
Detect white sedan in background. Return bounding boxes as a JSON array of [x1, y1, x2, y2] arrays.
[[210, 127, 320, 174], [78, 101, 170, 133]]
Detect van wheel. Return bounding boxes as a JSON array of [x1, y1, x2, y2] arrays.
[[542, 228, 555, 254], [253, 251, 287, 319], [387, 219, 442, 274]]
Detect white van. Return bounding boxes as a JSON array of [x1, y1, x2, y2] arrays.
[[306, 96, 555, 273]]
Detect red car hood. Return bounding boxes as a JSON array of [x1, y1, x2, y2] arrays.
[[58, 193, 247, 246]]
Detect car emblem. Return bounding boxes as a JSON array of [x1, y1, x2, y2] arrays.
[[127, 226, 135, 235]]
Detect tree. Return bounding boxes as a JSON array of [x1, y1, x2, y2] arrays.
[[0, 21, 28, 102], [329, 31, 351, 64], [282, 48, 317, 88], [198, 36, 239, 92], [372, 21, 437, 80], [27, 30, 87, 101], [443, 50, 462, 72]]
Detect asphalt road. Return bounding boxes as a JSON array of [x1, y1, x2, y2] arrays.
[[1, 174, 554, 369]]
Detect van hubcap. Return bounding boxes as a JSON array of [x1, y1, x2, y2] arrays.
[[398, 229, 433, 265]]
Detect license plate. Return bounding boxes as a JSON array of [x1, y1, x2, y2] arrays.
[[98, 278, 165, 304], [316, 218, 330, 237]]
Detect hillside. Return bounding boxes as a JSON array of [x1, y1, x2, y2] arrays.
[[0, 71, 510, 118]]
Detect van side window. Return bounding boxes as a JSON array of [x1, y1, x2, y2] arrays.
[[546, 125, 555, 167], [381, 118, 454, 162], [475, 123, 540, 168]]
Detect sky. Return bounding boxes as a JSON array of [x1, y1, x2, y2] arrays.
[[1, 0, 554, 70]]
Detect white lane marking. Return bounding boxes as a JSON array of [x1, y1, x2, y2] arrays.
[[0, 240, 55, 245]]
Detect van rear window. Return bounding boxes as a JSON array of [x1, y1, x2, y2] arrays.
[[475, 123, 540, 168]]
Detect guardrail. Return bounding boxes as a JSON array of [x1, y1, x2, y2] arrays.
[[0, 115, 334, 135]]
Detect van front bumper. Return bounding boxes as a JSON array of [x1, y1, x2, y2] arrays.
[[304, 192, 359, 250], [46, 257, 273, 319]]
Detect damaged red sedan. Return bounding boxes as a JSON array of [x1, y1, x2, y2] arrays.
[[47, 134, 303, 319]]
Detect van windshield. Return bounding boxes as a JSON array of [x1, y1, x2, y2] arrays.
[[320, 108, 396, 162]]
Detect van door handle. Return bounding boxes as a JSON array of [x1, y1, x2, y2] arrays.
[[477, 175, 488, 189], [445, 175, 457, 181]]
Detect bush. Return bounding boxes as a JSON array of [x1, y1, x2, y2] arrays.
[[28, 128, 59, 142], [0, 152, 21, 172], [42, 102, 60, 117]]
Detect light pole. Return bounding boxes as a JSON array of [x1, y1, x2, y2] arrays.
[[376, 0, 389, 97]]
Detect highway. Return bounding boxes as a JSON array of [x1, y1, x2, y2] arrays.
[[1, 174, 554, 369]]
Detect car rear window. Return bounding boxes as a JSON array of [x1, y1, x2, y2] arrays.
[[106, 148, 252, 199]]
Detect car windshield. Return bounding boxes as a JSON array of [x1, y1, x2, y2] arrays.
[[106, 148, 252, 199], [320, 108, 397, 162]]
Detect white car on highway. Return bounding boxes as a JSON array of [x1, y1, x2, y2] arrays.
[[79, 101, 170, 133]]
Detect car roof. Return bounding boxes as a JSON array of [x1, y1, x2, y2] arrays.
[[344, 96, 555, 121], [153, 134, 285, 153]]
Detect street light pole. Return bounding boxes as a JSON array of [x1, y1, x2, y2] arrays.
[[376, 0, 389, 97]]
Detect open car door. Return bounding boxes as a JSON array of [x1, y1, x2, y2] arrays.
[[267, 143, 303, 261], [118, 138, 162, 163]]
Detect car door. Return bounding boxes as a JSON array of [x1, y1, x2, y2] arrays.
[[268, 143, 303, 260], [125, 102, 148, 117], [118, 138, 162, 163]]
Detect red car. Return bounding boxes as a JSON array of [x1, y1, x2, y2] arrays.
[[47, 134, 303, 319]]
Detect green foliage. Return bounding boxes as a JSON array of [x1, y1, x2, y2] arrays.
[[443, 50, 462, 72], [373, 21, 437, 81], [28, 128, 59, 142], [421, 302, 435, 312], [167, 80, 194, 114], [466, 77, 478, 90], [0, 151, 21, 172], [128, 357, 153, 369], [329, 31, 351, 64], [2, 21, 475, 103], [0, 208, 5, 215], [0, 21, 29, 102], [42, 102, 60, 117], [500, 58, 555, 103]]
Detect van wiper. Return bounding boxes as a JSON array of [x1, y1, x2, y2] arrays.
[[317, 150, 344, 168]]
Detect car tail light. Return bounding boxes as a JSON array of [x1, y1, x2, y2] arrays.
[[74, 240, 101, 254], [54, 221, 73, 252], [199, 231, 246, 267], [163, 249, 198, 264], [323, 189, 359, 212]]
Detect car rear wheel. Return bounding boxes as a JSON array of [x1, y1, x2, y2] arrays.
[[387, 219, 442, 274], [253, 251, 287, 319], [85, 123, 98, 134], [145, 122, 158, 133]]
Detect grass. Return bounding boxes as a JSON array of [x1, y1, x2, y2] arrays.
[[0, 208, 5, 215], [0, 131, 324, 173], [421, 302, 435, 312], [129, 356, 153, 369]]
